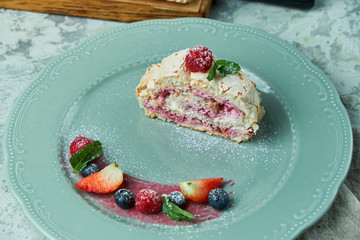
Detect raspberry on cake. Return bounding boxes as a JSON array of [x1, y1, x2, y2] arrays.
[[135, 46, 265, 143], [185, 45, 213, 73]]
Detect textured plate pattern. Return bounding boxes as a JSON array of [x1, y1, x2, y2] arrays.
[[3, 18, 352, 240]]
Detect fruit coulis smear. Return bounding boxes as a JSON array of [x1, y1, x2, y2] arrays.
[[69, 136, 233, 226], [88, 173, 226, 226]]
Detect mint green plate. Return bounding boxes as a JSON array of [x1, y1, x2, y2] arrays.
[[4, 18, 352, 240]]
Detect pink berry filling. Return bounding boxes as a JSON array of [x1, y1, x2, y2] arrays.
[[143, 88, 252, 138]]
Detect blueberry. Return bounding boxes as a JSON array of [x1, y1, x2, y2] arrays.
[[208, 188, 229, 210], [81, 162, 100, 178], [115, 189, 135, 209], [168, 191, 186, 208]]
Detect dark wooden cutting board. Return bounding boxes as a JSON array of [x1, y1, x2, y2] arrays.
[[0, 0, 212, 22]]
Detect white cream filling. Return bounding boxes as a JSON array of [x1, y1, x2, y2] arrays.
[[163, 90, 243, 129]]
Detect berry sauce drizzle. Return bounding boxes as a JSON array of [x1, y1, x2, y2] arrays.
[[89, 173, 227, 226], [73, 154, 234, 226]]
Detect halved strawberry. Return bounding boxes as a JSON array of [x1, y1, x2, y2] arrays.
[[75, 162, 123, 194], [179, 177, 223, 203]]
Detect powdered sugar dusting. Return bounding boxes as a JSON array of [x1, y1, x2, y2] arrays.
[[58, 58, 296, 233]]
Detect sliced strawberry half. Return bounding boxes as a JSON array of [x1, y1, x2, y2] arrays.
[[75, 162, 123, 194], [179, 177, 223, 203]]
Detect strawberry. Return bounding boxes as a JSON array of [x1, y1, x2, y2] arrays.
[[75, 162, 123, 194], [179, 177, 223, 203], [70, 136, 94, 156]]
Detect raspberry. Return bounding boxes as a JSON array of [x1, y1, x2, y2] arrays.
[[135, 189, 163, 214], [185, 45, 213, 73], [69, 136, 94, 156]]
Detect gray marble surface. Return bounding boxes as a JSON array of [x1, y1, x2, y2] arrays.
[[0, 0, 359, 239]]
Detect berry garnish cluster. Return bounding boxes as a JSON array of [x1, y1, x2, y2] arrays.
[[69, 136, 123, 194], [69, 136, 231, 222], [184, 45, 241, 81]]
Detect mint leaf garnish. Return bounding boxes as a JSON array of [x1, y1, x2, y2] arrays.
[[69, 140, 102, 173], [207, 61, 216, 81], [207, 59, 241, 80], [161, 194, 195, 222]]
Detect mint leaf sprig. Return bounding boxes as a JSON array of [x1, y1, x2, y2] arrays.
[[161, 194, 195, 222], [69, 140, 102, 173], [207, 59, 241, 81]]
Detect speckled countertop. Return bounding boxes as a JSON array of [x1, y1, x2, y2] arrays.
[[1, 0, 359, 239]]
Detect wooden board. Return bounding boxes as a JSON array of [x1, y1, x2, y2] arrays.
[[0, 0, 212, 22], [114, 0, 203, 13]]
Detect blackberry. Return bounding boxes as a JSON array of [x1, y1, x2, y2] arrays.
[[80, 162, 100, 178], [168, 191, 186, 208], [208, 188, 229, 210], [114, 189, 135, 209]]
